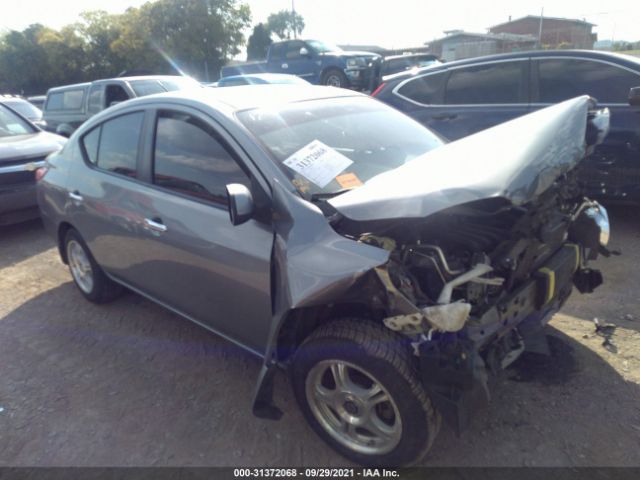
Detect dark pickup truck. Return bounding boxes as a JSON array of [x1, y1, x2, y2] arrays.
[[221, 39, 381, 90]]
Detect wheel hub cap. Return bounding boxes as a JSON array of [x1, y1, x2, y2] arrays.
[[305, 359, 402, 455], [67, 240, 94, 294]]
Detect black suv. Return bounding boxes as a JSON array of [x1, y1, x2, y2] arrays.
[[373, 50, 640, 203], [42, 76, 201, 137]]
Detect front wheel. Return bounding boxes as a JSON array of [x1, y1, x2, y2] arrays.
[[291, 319, 440, 466], [321, 69, 349, 88]]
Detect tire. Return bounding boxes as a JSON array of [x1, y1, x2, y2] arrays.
[[64, 228, 122, 303], [291, 318, 440, 467], [321, 68, 349, 88]]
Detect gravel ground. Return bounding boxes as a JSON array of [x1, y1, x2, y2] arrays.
[[0, 207, 639, 467]]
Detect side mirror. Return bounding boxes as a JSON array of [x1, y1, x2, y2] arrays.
[[226, 183, 254, 226], [629, 86, 640, 107], [300, 47, 310, 57]]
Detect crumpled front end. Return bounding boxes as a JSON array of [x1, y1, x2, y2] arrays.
[[254, 96, 611, 432]]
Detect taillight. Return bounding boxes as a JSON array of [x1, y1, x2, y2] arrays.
[[370, 82, 386, 97], [35, 166, 48, 182]]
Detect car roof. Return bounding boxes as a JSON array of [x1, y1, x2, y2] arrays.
[[47, 75, 196, 93], [383, 49, 640, 82], [222, 73, 304, 81], [122, 84, 364, 113]]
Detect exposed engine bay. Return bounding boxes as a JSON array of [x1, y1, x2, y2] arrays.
[[337, 169, 611, 432]]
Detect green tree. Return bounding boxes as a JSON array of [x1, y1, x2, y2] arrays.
[[0, 24, 53, 94], [75, 10, 127, 79], [246, 23, 272, 60], [0, 0, 251, 93], [112, 0, 251, 80], [267, 10, 305, 40]]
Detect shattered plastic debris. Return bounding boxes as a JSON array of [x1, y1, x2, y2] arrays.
[[594, 317, 618, 353]]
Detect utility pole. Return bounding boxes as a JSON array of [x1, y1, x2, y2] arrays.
[[292, 0, 297, 39], [537, 7, 544, 49]]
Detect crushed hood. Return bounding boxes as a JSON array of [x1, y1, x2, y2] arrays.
[[329, 96, 597, 222]]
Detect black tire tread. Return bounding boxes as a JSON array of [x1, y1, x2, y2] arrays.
[[299, 318, 440, 465]]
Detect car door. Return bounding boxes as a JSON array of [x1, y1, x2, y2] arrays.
[[392, 59, 530, 141], [531, 57, 640, 200], [67, 109, 149, 277], [279, 40, 318, 81], [123, 107, 274, 354]]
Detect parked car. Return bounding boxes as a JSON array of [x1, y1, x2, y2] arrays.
[[27, 95, 46, 110], [0, 103, 65, 225], [43, 75, 201, 137], [221, 39, 381, 90], [0, 95, 46, 128], [373, 50, 640, 204], [379, 53, 441, 77], [215, 73, 311, 87], [37, 85, 610, 466]]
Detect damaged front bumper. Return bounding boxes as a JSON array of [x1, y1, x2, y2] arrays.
[[413, 242, 602, 433]]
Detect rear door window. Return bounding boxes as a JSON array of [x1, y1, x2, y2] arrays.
[[152, 110, 250, 205], [285, 41, 305, 60], [536, 58, 640, 104], [270, 43, 285, 61], [445, 61, 527, 104], [396, 72, 447, 105], [81, 112, 144, 177]]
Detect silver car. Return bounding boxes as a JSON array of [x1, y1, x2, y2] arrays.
[[37, 85, 611, 466]]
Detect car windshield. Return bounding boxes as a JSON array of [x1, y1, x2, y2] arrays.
[[237, 96, 443, 197], [129, 77, 200, 96], [307, 40, 341, 53], [0, 103, 36, 137], [4, 99, 42, 120]]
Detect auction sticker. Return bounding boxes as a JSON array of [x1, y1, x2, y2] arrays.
[[283, 140, 353, 188]]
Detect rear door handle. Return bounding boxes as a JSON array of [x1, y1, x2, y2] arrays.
[[68, 191, 83, 202], [144, 218, 167, 234], [281, 63, 288, 69]]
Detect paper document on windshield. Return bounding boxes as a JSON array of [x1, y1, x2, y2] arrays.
[[283, 140, 353, 188]]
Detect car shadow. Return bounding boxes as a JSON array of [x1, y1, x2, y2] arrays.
[[0, 218, 54, 271], [1, 283, 639, 466], [425, 326, 640, 466], [0, 282, 338, 466]]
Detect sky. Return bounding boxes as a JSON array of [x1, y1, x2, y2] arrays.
[[2, 0, 638, 48]]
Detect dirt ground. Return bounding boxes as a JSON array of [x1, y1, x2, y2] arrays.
[[0, 207, 639, 467]]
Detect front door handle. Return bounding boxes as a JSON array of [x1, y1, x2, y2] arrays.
[[144, 218, 167, 234], [281, 63, 288, 69], [68, 191, 83, 202]]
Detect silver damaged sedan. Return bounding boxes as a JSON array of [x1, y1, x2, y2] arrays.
[[37, 85, 611, 466]]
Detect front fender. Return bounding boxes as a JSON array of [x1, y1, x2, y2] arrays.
[[252, 182, 389, 418]]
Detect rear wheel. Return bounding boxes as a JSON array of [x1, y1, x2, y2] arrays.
[[64, 229, 122, 303], [291, 318, 440, 466]]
